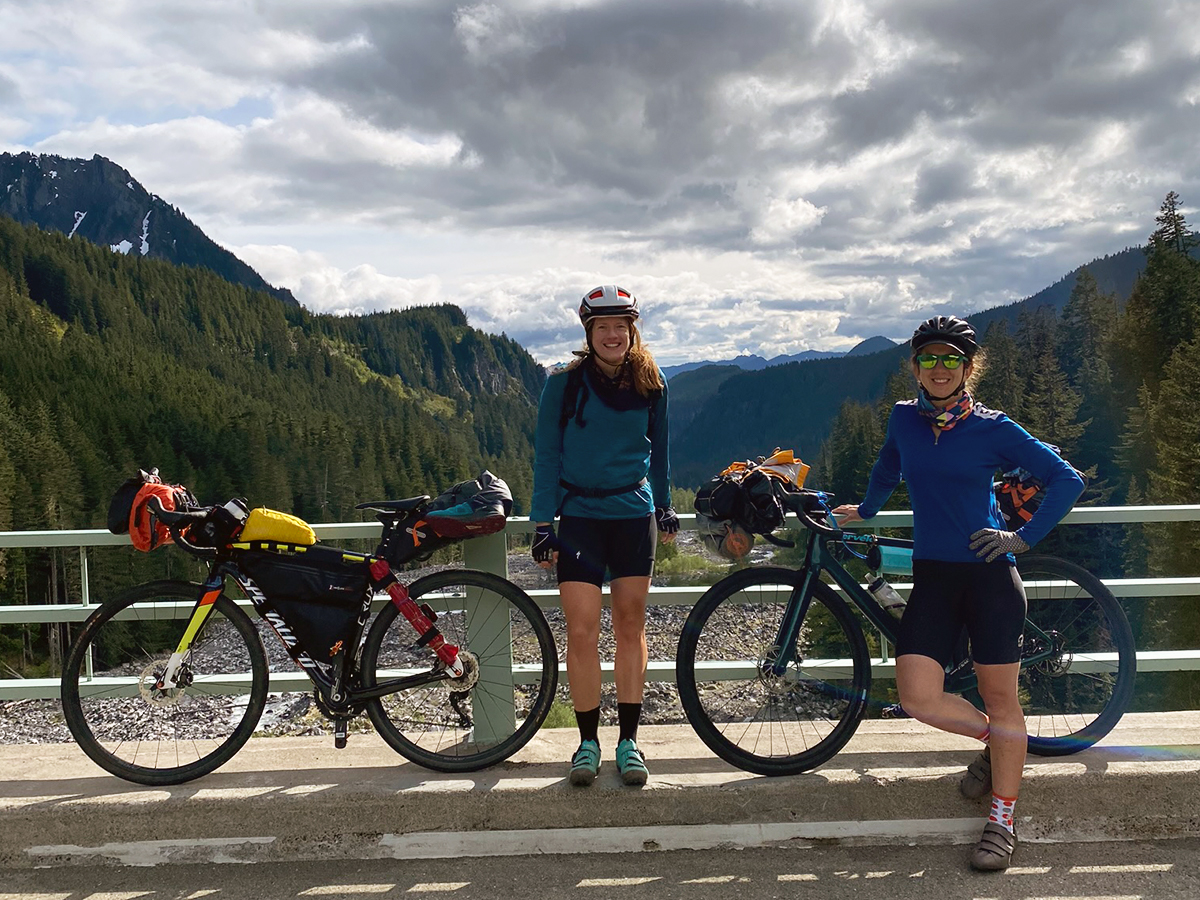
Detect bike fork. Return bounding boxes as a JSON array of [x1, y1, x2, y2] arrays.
[[159, 577, 226, 689], [369, 560, 465, 677]]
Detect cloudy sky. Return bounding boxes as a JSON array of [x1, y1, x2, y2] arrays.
[[3, 1, 1198, 365]]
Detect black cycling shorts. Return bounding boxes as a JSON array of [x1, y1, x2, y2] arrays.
[[895, 559, 1027, 667], [556, 514, 656, 587]]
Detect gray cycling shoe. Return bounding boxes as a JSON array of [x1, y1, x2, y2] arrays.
[[970, 821, 1016, 871], [960, 747, 992, 800]]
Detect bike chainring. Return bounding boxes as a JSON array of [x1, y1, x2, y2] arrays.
[[313, 690, 368, 721]]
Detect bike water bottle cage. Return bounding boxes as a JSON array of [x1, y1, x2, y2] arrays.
[[915, 353, 967, 369]]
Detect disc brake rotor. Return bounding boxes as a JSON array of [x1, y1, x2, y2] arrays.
[[1029, 629, 1072, 677], [137, 660, 186, 708]]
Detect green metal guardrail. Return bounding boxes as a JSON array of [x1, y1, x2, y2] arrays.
[[2, 506, 1199, 700]]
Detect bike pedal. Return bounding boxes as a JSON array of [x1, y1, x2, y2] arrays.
[[334, 720, 349, 749], [881, 702, 911, 719]]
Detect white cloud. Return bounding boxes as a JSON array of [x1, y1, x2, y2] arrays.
[[4, 0, 1199, 364]]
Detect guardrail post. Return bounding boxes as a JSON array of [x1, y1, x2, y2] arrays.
[[462, 530, 508, 579], [79, 547, 94, 678], [462, 530, 514, 742]]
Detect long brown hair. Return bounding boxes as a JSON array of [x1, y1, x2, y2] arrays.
[[570, 318, 664, 397]]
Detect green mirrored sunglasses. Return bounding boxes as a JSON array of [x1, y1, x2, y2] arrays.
[[915, 353, 967, 370]]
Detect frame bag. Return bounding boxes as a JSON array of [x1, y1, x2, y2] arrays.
[[236, 544, 373, 665]]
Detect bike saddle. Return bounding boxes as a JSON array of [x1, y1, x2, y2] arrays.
[[355, 496, 431, 515]]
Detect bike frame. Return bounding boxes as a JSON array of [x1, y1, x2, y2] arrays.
[[166, 559, 455, 712], [770, 517, 1063, 693]]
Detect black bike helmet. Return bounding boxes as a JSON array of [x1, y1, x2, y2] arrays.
[[910, 315, 979, 357]]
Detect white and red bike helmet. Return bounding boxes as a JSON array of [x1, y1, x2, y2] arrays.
[[579, 285, 639, 325]]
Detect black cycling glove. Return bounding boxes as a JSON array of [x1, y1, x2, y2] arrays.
[[532, 524, 558, 563], [655, 507, 680, 534], [969, 528, 1030, 563]]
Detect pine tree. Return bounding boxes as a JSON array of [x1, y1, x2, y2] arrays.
[[976, 321, 1024, 417], [1149, 191, 1199, 256]]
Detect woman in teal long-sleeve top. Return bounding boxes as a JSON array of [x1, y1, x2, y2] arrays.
[[530, 285, 676, 788]]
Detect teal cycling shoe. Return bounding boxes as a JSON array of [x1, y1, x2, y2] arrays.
[[616, 738, 649, 786], [569, 739, 601, 786]]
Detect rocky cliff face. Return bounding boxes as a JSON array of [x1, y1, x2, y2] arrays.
[[1, 152, 297, 306]]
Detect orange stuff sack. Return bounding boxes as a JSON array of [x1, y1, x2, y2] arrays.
[[107, 469, 197, 552]]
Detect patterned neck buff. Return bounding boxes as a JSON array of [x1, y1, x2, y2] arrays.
[[918, 390, 974, 431]]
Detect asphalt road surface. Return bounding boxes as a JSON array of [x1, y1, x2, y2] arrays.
[[3, 838, 1197, 900]]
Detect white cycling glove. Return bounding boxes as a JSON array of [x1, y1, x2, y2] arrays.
[[969, 528, 1030, 563]]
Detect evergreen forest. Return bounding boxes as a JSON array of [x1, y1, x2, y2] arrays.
[[0, 216, 544, 674]]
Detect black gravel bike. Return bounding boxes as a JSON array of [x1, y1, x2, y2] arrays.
[[61, 496, 557, 786], [676, 487, 1136, 776]]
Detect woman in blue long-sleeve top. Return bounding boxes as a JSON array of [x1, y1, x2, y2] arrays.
[[834, 315, 1084, 871], [530, 285, 676, 788]]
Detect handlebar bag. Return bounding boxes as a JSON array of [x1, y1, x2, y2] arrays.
[[106, 470, 197, 552], [235, 544, 373, 665]]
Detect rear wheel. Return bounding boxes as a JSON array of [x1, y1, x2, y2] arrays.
[[1017, 555, 1136, 756], [361, 569, 558, 771], [676, 566, 871, 776], [60, 580, 269, 786]]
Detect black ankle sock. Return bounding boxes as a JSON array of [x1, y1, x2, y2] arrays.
[[617, 702, 642, 743], [576, 706, 600, 744]]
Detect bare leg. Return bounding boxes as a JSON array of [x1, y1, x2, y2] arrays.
[[974, 661, 1026, 798], [559, 581, 603, 712], [896, 653, 990, 739], [609, 575, 650, 703]]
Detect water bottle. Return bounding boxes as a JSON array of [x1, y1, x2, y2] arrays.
[[868, 576, 908, 619]]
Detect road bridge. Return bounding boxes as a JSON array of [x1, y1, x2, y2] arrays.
[[2, 712, 1197, 870]]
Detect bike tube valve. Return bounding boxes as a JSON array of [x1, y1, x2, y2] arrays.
[[369, 560, 464, 676]]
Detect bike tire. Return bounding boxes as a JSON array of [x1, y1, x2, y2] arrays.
[[361, 569, 558, 772], [1017, 555, 1136, 756], [60, 580, 269, 786], [676, 566, 871, 776]]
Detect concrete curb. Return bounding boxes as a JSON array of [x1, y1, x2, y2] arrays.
[[3, 712, 1199, 868]]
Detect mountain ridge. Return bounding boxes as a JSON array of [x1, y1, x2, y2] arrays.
[[1, 152, 297, 306], [661, 335, 896, 379], [669, 245, 1154, 487]]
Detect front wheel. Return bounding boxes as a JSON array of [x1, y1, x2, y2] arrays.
[[1017, 555, 1136, 756], [676, 566, 871, 776], [361, 569, 558, 772], [60, 580, 269, 786]]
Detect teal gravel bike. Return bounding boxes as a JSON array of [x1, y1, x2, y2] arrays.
[[676, 486, 1136, 776]]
